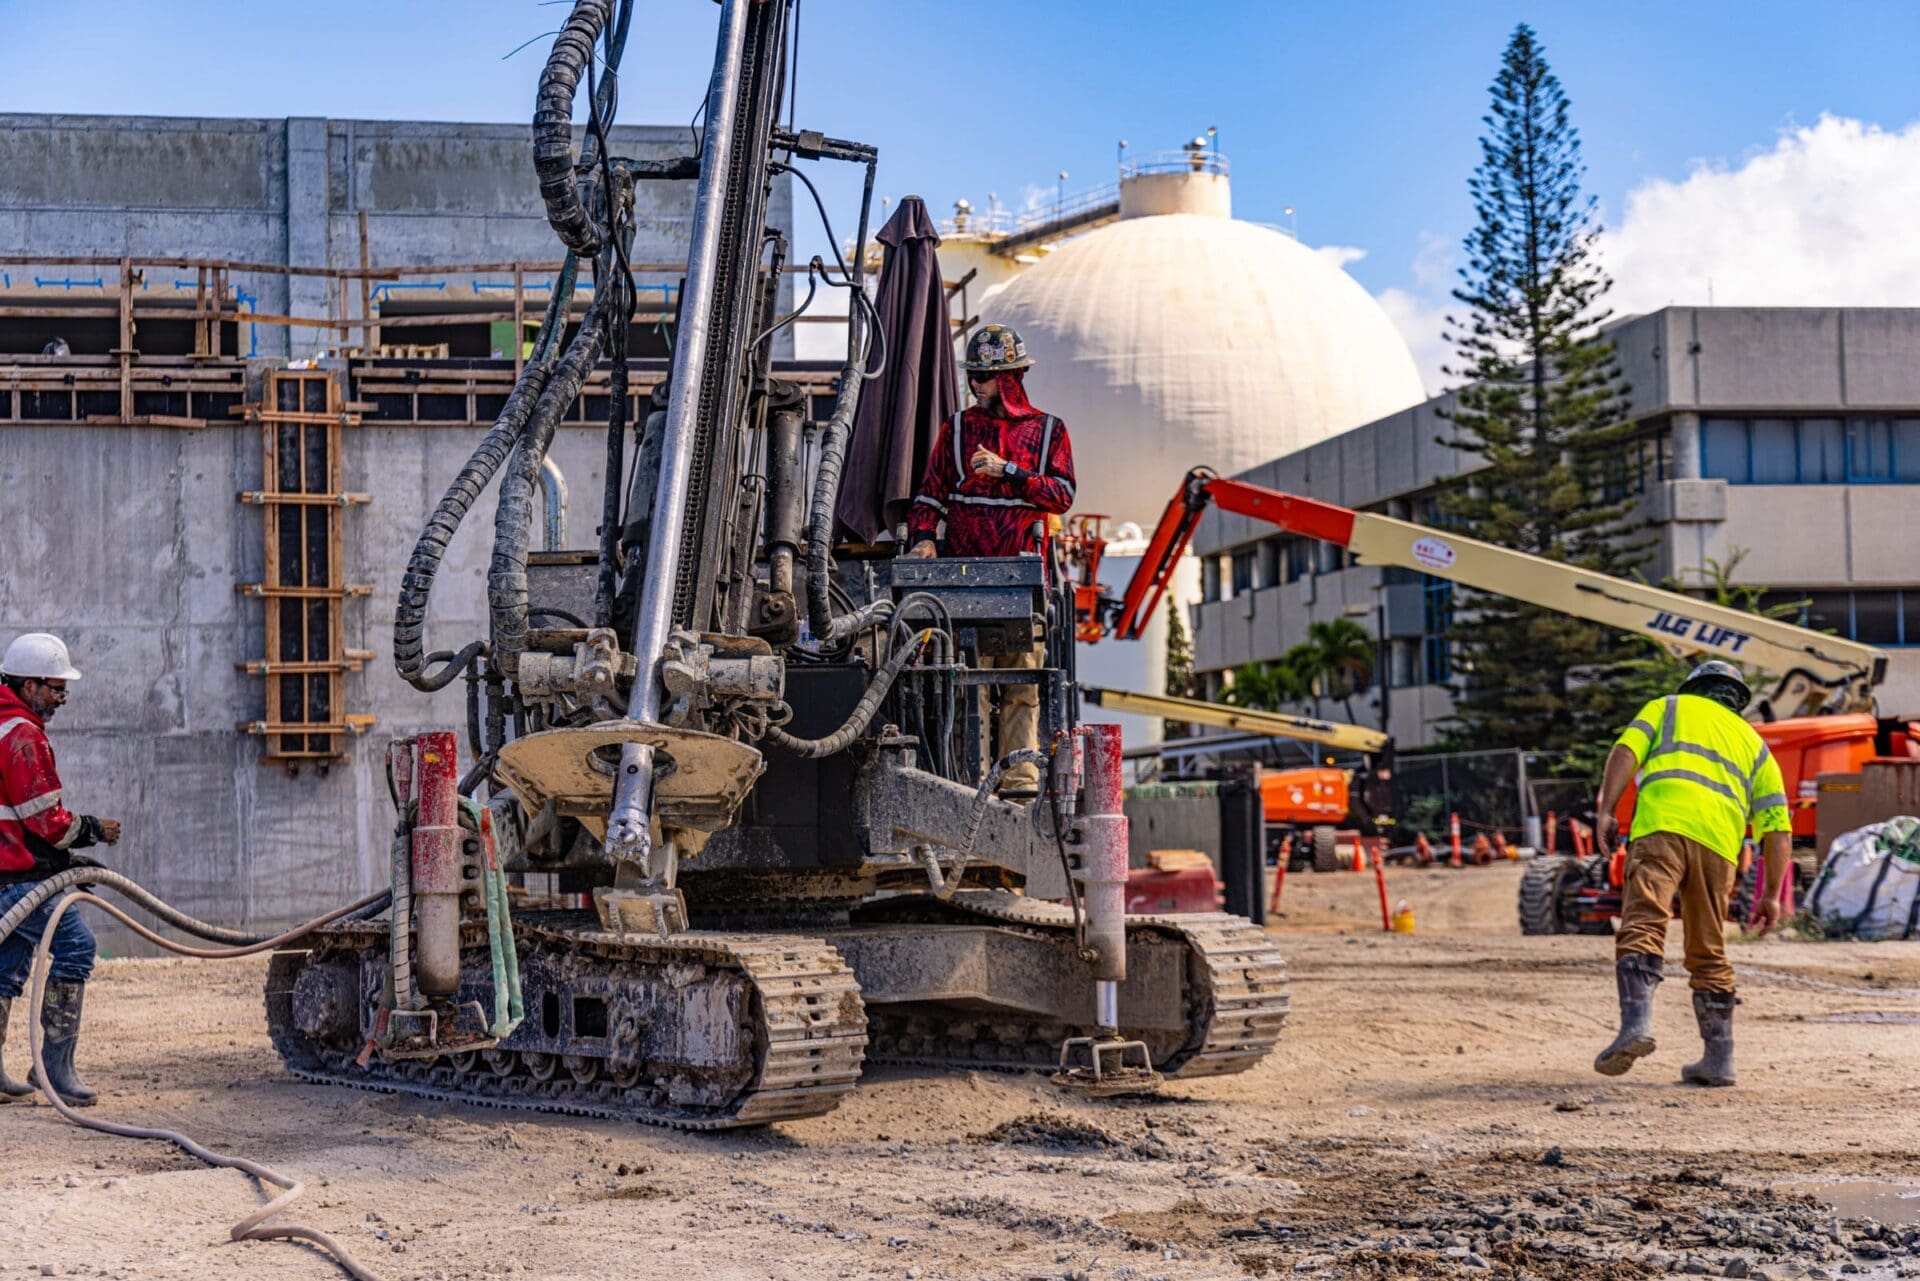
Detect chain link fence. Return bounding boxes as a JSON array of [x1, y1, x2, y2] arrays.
[[1394, 747, 1590, 845]]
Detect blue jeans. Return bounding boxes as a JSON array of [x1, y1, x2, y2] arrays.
[[0, 882, 96, 998]]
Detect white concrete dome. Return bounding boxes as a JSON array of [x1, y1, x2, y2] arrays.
[[978, 173, 1424, 527]]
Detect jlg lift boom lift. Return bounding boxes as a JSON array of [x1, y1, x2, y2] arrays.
[[1085, 467, 1909, 902]]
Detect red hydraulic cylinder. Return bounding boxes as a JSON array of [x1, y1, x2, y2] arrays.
[[1078, 723, 1130, 984], [410, 731, 463, 998]]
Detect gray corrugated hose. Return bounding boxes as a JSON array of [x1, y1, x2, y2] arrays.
[[6, 875, 393, 1280]]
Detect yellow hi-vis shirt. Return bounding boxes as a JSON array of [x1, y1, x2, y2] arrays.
[[1615, 693, 1792, 863]]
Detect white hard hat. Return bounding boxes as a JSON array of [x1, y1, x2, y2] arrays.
[[1, 633, 83, 681]]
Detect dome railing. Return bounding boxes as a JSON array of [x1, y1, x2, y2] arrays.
[[939, 182, 1122, 242], [1120, 149, 1229, 180]]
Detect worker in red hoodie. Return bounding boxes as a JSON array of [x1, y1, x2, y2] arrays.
[[0, 633, 120, 1106], [907, 325, 1076, 793]]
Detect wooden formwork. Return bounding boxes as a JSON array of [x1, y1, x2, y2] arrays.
[[234, 369, 375, 765]]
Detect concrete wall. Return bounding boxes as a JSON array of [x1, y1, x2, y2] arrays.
[[0, 114, 793, 358], [0, 410, 623, 952]]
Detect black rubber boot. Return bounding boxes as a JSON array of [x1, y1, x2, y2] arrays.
[[0, 1001, 35, 1100], [1594, 952, 1664, 1076], [1681, 990, 1737, 1087], [30, 980, 98, 1107]]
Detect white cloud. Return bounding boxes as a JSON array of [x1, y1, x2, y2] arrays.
[[1599, 115, 1920, 314], [1375, 285, 1453, 398], [1367, 116, 1920, 397], [1315, 244, 1367, 270]]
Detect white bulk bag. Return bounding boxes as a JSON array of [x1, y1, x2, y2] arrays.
[[1807, 815, 1920, 941]]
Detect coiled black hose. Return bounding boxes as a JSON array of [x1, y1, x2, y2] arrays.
[[488, 293, 608, 679], [533, 0, 612, 256]]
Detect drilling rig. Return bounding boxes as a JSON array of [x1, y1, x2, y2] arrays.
[[264, 0, 1287, 1129]]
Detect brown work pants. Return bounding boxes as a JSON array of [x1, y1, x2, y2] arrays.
[[981, 642, 1043, 790], [1615, 830, 1739, 993]]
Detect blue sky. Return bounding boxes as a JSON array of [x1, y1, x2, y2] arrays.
[[6, 1, 1918, 380]]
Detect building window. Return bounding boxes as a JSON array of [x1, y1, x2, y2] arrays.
[[1599, 436, 1658, 500], [1315, 541, 1343, 575], [1422, 576, 1453, 683], [1854, 592, 1900, 645], [1231, 549, 1255, 596], [1749, 418, 1797, 485], [1258, 538, 1282, 589], [1761, 588, 1920, 646], [1803, 590, 1851, 637], [1200, 557, 1221, 603], [1285, 539, 1310, 584], [1700, 416, 1920, 484]]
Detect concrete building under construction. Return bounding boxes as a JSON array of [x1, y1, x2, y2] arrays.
[[0, 113, 803, 950]]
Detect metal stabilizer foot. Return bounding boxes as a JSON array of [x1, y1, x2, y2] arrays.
[[594, 886, 689, 938], [382, 1001, 497, 1061], [1052, 1034, 1164, 1098]]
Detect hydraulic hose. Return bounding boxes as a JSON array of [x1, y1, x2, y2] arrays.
[[803, 362, 893, 644], [0, 865, 389, 950], [762, 629, 933, 758], [387, 818, 420, 1014], [24, 890, 385, 1281], [487, 294, 608, 679], [533, 0, 613, 256], [920, 748, 1050, 900], [392, 258, 579, 692]]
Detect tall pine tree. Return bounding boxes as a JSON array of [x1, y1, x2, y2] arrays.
[[1439, 24, 1644, 761]]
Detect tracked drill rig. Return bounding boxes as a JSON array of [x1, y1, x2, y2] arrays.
[[265, 0, 1287, 1129]]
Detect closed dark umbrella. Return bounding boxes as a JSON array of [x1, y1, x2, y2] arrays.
[[835, 196, 961, 543]]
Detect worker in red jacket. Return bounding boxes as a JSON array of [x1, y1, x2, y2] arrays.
[[0, 633, 120, 1106], [907, 325, 1076, 793]]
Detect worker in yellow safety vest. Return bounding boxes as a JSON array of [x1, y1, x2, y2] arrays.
[[1590, 660, 1792, 1087]]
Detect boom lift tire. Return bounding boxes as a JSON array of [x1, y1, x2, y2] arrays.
[[1518, 854, 1602, 936], [1311, 825, 1340, 873]]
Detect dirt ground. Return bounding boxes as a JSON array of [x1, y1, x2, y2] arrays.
[[3, 862, 1918, 1281]]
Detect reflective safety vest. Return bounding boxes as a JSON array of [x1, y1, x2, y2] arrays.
[[1616, 693, 1792, 863]]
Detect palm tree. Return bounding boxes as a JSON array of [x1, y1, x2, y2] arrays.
[[1301, 618, 1375, 723], [1225, 657, 1310, 712]]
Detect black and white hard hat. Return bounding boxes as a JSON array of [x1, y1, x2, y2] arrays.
[[1678, 659, 1751, 712]]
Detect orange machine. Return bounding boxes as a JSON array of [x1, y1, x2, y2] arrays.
[[1260, 766, 1352, 873]]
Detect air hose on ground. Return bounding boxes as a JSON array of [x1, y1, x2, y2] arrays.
[[2, 872, 394, 1280]]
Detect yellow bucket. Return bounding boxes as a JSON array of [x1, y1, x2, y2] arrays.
[[1390, 901, 1415, 934]]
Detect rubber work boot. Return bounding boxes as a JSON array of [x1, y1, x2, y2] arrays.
[[1593, 952, 1664, 1076], [0, 1001, 36, 1100], [1681, 990, 1738, 1087], [30, 980, 98, 1107]]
